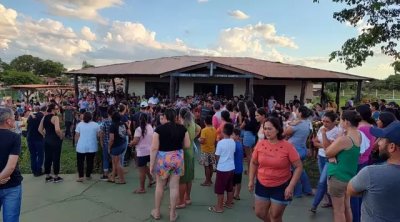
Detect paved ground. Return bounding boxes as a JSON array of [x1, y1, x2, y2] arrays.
[[7, 163, 332, 222]]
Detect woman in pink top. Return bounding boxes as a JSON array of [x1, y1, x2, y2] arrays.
[[130, 114, 154, 194], [249, 117, 303, 222]]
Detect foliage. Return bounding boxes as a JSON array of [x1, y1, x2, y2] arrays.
[[0, 70, 42, 85], [82, 60, 95, 69], [58, 75, 71, 85], [34, 60, 66, 77], [314, 0, 400, 73], [0, 58, 11, 71], [10, 55, 42, 73]]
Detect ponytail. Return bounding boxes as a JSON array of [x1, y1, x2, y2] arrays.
[[139, 113, 147, 138]]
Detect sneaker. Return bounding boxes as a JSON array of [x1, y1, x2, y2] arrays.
[[45, 176, 53, 183], [100, 175, 109, 181], [310, 207, 317, 214], [53, 176, 64, 183]]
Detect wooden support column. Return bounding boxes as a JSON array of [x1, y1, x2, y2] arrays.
[[320, 81, 326, 105], [335, 81, 341, 112], [300, 80, 307, 105], [112, 78, 116, 93], [95, 76, 100, 94], [169, 75, 175, 101], [249, 77, 254, 101], [125, 77, 130, 99], [74, 75, 79, 105], [356, 80, 362, 103]]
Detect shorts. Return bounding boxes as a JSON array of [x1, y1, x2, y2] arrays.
[[137, 155, 150, 167], [233, 173, 242, 185], [254, 179, 291, 206], [215, 170, 234, 195], [328, 176, 348, 198], [199, 152, 216, 167], [155, 150, 184, 179], [243, 131, 256, 147], [110, 143, 126, 156]]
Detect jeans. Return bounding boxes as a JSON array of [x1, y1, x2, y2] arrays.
[[0, 185, 22, 222], [27, 139, 44, 175], [102, 142, 110, 172], [119, 137, 129, 166], [312, 155, 329, 208], [294, 146, 312, 197], [351, 162, 368, 222]]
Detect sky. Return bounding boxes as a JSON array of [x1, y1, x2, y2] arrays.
[[0, 0, 396, 79]]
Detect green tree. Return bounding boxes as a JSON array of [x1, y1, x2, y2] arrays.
[[34, 60, 66, 77], [82, 60, 95, 69], [10, 55, 42, 73], [0, 58, 11, 72], [0, 70, 42, 85], [314, 0, 400, 73]]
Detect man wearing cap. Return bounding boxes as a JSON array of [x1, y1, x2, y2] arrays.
[[347, 121, 400, 222], [131, 101, 151, 130]]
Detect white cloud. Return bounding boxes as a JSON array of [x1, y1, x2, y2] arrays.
[[228, 10, 249, 20], [0, 4, 18, 49], [37, 0, 123, 24], [81, 26, 97, 41]]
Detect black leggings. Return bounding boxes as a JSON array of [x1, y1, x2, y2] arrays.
[[44, 140, 62, 175], [77, 152, 96, 178]]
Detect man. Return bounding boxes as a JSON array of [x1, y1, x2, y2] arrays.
[[267, 96, 276, 113], [304, 98, 314, 110], [63, 103, 75, 139], [0, 107, 23, 222], [148, 94, 159, 105], [293, 95, 301, 106], [212, 101, 222, 129], [200, 100, 214, 127], [27, 106, 45, 176], [131, 101, 151, 129], [347, 121, 400, 222]]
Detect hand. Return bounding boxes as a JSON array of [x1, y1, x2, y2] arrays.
[[248, 181, 255, 192], [0, 177, 10, 185], [328, 157, 337, 163], [149, 165, 155, 177], [320, 127, 327, 134], [284, 185, 294, 200]]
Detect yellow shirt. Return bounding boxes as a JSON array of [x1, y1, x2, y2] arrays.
[[200, 126, 217, 153]]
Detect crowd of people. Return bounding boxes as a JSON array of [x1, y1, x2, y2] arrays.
[[0, 90, 400, 222]]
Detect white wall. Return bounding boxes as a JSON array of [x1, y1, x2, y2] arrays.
[[128, 76, 168, 96]]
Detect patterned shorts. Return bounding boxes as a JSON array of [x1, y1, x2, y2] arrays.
[[155, 150, 184, 179], [199, 152, 216, 167]]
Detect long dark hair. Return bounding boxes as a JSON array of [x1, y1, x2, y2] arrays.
[[298, 106, 313, 119], [139, 113, 148, 138], [356, 104, 375, 125], [341, 110, 362, 127]]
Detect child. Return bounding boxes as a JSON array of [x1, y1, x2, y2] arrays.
[[232, 128, 243, 201], [199, 115, 217, 186], [208, 123, 235, 213]]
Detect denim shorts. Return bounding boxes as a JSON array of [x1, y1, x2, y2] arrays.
[[243, 131, 256, 147], [110, 143, 126, 156], [254, 180, 291, 206]]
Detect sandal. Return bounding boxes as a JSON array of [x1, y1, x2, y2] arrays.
[[321, 203, 332, 208], [170, 213, 179, 222], [148, 181, 156, 187], [200, 182, 211, 186], [115, 181, 126, 184], [133, 188, 146, 194], [76, 178, 84, 182], [208, 206, 223, 213], [233, 196, 241, 200], [150, 209, 161, 220], [107, 179, 115, 183], [175, 204, 186, 209], [223, 203, 233, 209]]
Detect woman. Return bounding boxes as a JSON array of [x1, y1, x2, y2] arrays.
[[310, 111, 339, 213], [241, 106, 258, 174], [325, 101, 337, 113], [130, 114, 154, 193], [118, 104, 131, 167], [284, 106, 313, 197], [326, 110, 362, 222], [108, 112, 128, 184], [249, 117, 303, 221], [216, 110, 231, 141], [74, 112, 100, 182], [255, 108, 267, 141], [177, 108, 201, 208], [39, 103, 64, 183], [237, 101, 247, 129], [150, 108, 190, 221]]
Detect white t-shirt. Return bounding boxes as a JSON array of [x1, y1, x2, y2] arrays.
[[76, 122, 100, 153], [215, 138, 236, 172], [134, 124, 154, 157], [317, 126, 339, 157]]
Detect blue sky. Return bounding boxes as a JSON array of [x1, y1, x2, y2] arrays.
[[0, 0, 395, 79]]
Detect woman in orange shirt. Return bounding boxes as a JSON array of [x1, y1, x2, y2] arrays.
[[248, 117, 303, 222]]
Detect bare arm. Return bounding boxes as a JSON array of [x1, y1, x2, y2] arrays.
[[325, 136, 350, 158], [108, 133, 115, 152], [283, 126, 294, 138], [183, 132, 190, 149], [52, 116, 63, 139], [347, 182, 363, 197], [248, 156, 258, 192], [75, 132, 80, 146], [131, 137, 140, 146], [285, 159, 303, 199], [195, 124, 201, 137], [0, 155, 19, 181]]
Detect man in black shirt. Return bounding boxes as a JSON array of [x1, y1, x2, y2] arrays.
[[27, 106, 45, 176], [0, 107, 23, 222]]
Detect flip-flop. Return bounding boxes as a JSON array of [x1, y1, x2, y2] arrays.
[[170, 213, 179, 222], [208, 206, 223, 213], [76, 178, 84, 182], [233, 196, 241, 200], [223, 203, 233, 209], [321, 203, 332, 208], [107, 179, 115, 183], [150, 209, 161, 220], [200, 182, 211, 186], [175, 204, 186, 209], [133, 189, 146, 194]]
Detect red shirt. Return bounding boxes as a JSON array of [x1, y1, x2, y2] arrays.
[[252, 140, 300, 187]]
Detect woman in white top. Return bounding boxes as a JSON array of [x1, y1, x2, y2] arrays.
[[75, 112, 100, 182], [310, 111, 339, 213], [255, 108, 267, 140], [130, 114, 154, 193]]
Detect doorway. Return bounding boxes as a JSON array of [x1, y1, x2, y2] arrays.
[[194, 83, 233, 98], [253, 85, 286, 107]]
